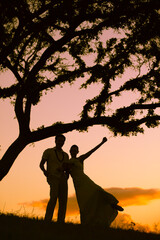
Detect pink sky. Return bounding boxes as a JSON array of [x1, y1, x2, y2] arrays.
[[1, 65, 160, 232]]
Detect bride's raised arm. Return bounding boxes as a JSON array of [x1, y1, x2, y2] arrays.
[[79, 137, 107, 162]]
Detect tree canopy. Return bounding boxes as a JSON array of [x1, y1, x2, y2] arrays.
[[0, 0, 160, 180]]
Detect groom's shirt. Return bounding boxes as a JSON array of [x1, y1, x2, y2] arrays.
[[42, 147, 69, 179]]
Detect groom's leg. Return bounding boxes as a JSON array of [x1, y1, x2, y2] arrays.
[[45, 180, 59, 222], [57, 177, 68, 223]]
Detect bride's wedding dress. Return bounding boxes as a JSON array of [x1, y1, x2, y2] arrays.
[[69, 157, 120, 226]]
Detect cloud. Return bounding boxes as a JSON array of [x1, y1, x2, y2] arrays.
[[20, 187, 160, 217], [23, 199, 48, 210], [106, 187, 160, 206], [19, 187, 160, 233], [21, 195, 79, 217], [111, 213, 153, 233]]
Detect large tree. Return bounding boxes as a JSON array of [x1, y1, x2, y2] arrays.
[[0, 0, 160, 180]]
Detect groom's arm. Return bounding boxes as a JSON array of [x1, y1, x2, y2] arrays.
[[79, 137, 107, 162], [40, 158, 48, 177]]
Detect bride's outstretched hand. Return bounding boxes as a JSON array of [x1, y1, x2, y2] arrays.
[[102, 137, 107, 143]]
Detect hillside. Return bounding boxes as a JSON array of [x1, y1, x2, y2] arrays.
[[0, 213, 160, 240]]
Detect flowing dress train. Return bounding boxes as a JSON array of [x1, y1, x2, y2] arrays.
[[69, 157, 118, 226]]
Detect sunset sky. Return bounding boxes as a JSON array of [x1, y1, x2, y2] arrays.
[[1, 64, 160, 232]]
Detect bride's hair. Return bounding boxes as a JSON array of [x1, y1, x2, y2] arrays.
[[70, 145, 79, 153]]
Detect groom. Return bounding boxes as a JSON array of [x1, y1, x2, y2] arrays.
[[40, 134, 69, 223]]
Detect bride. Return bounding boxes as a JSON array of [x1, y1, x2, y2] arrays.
[[68, 137, 123, 226]]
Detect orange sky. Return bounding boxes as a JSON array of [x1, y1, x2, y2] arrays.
[[1, 67, 160, 233], [22, 187, 160, 216], [20, 186, 160, 232]]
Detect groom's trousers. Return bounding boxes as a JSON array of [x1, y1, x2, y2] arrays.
[[45, 174, 68, 223]]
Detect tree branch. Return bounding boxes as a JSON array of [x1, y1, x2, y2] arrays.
[[0, 84, 19, 98], [28, 114, 160, 142], [122, 102, 160, 111], [4, 58, 22, 84]]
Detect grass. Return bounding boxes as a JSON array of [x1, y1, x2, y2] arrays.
[[0, 213, 160, 240]]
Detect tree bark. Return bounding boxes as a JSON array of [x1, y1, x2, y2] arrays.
[[0, 136, 28, 181]]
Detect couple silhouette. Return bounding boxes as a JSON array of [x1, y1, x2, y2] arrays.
[[40, 134, 123, 226]]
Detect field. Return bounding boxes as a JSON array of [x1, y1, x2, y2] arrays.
[[0, 213, 160, 240]]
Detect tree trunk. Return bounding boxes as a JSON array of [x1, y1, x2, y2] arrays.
[[0, 116, 119, 181], [0, 136, 28, 181]]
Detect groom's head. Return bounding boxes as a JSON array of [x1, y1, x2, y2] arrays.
[[55, 134, 66, 148]]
